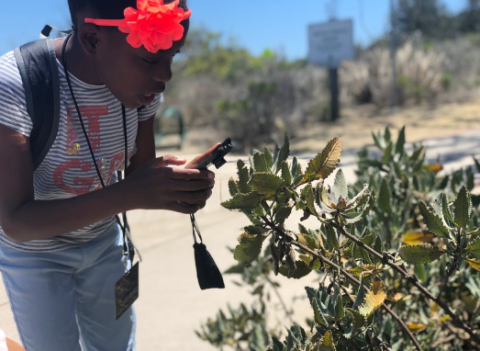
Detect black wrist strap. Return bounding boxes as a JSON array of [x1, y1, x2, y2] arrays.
[[190, 214, 225, 290]]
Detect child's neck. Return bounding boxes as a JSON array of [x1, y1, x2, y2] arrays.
[[55, 35, 103, 86]]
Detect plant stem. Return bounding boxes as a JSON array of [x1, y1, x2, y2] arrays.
[[333, 223, 480, 346]]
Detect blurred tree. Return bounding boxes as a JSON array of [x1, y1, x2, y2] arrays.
[[396, 0, 454, 39], [456, 0, 480, 33]]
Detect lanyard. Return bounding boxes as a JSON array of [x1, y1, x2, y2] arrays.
[[61, 33, 133, 262]]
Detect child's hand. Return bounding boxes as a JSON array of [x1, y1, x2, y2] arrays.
[[123, 155, 215, 214]]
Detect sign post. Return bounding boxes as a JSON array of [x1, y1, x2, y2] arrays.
[[308, 19, 354, 121]]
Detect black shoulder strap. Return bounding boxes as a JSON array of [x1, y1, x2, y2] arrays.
[[14, 39, 60, 170]]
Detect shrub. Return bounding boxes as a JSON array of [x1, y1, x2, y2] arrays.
[[197, 127, 480, 351]]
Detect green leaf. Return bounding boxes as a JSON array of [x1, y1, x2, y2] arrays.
[[275, 134, 290, 173], [473, 156, 480, 173], [249, 173, 285, 196], [228, 178, 239, 196], [326, 225, 339, 249], [418, 202, 450, 238], [301, 184, 317, 216], [233, 233, 267, 264], [353, 275, 367, 310], [395, 126, 406, 155], [410, 146, 425, 163], [372, 131, 385, 149], [281, 162, 292, 185], [274, 205, 292, 224], [334, 294, 345, 321], [237, 160, 251, 193], [313, 298, 328, 326], [264, 147, 273, 169], [441, 193, 455, 225], [345, 308, 366, 329], [377, 178, 392, 214], [334, 169, 348, 200], [466, 237, 480, 259], [381, 142, 393, 165], [454, 186, 471, 228], [384, 126, 391, 143], [302, 137, 342, 184], [222, 192, 265, 210], [278, 260, 312, 279], [399, 244, 444, 264], [253, 152, 268, 173]]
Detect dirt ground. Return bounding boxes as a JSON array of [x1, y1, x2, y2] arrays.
[[171, 96, 480, 156]]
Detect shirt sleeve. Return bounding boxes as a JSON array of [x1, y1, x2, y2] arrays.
[[137, 93, 163, 122], [0, 52, 33, 137]]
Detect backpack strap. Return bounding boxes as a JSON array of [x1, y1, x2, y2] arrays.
[[14, 39, 60, 170]]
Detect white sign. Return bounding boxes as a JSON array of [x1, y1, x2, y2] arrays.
[[308, 19, 354, 68]]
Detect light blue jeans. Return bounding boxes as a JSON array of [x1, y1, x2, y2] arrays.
[[0, 223, 135, 351]]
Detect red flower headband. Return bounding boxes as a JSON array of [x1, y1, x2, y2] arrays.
[[85, 0, 191, 54]]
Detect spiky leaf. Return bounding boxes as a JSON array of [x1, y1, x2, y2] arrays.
[[222, 192, 265, 210], [353, 275, 367, 310], [454, 186, 471, 227], [358, 280, 386, 317], [281, 162, 292, 185], [377, 178, 392, 214], [334, 294, 345, 321], [313, 298, 328, 326], [249, 173, 285, 196], [253, 152, 268, 173], [274, 134, 290, 173], [318, 331, 336, 351], [302, 137, 342, 184], [237, 160, 251, 193], [228, 178, 239, 196], [345, 308, 366, 329], [399, 244, 444, 264], [234, 233, 266, 264], [382, 142, 393, 165], [395, 126, 406, 155], [418, 202, 450, 238]]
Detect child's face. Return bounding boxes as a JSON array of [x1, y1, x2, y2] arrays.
[[94, 21, 189, 109]]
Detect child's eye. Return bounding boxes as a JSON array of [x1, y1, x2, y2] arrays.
[[142, 58, 158, 65]]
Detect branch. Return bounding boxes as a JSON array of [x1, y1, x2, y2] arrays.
[[262, 217, 423, 351], [333, 223, 480, 346], [289, 238, 424, 351]]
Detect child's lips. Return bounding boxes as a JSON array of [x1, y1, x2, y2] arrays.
[[140, 93, 156, 105]]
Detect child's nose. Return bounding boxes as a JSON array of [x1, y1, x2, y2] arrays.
[[153, 64, 172, 82]]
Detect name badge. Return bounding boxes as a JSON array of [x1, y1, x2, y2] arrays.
[[115, 262, 139, 320]]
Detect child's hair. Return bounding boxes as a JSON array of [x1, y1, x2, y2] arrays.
[[68, 0, 188, 29]]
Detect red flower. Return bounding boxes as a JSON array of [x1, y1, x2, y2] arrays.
[[118, 0, 191, 53]]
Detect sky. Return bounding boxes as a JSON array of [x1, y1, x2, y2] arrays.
[[0, 0, 468, 60]]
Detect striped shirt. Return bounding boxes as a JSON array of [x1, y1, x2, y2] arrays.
[[0, 48, 161, 252]]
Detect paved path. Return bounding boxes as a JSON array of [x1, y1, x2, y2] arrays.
[[1, 129, 480, 350]]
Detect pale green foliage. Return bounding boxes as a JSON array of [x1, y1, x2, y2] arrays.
[[198, 128, 480, 351]]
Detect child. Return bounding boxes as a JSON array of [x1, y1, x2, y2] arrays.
[[0, 0, 213, 350]]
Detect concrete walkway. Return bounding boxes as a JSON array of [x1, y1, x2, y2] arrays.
[[1, 129, 480, 350]]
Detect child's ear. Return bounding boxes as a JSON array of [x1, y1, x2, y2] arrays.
[[78, 25, 100, 55]]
